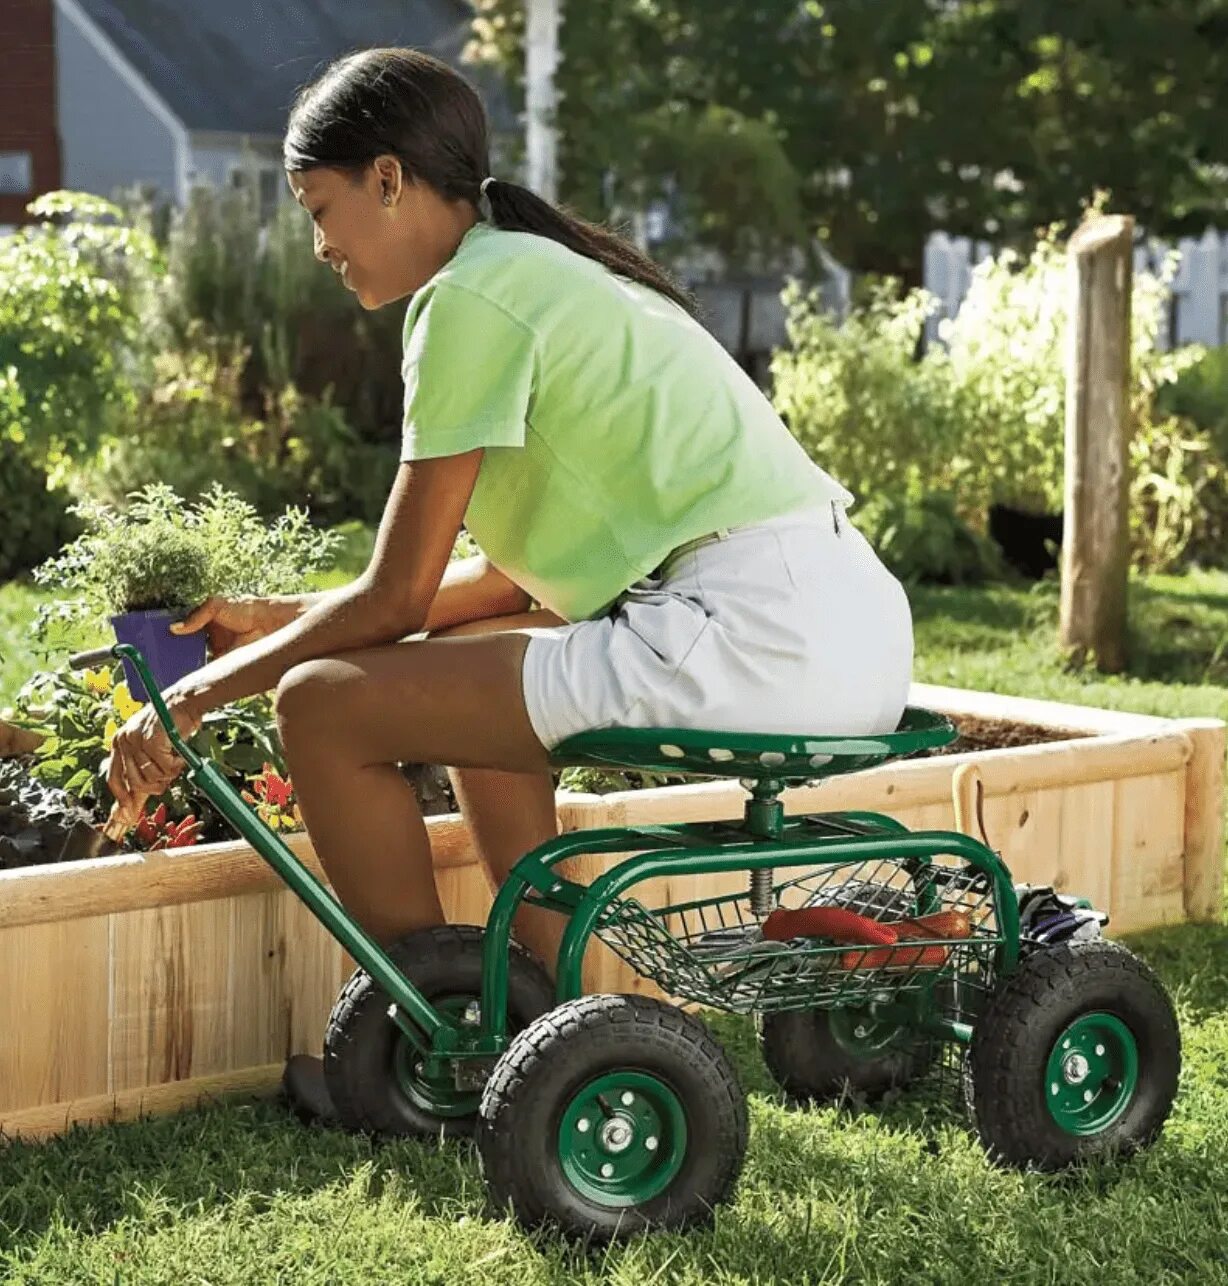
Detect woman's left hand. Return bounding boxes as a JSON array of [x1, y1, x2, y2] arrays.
[[105, 696, 202, 833]]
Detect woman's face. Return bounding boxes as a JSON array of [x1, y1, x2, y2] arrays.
[[286, 157, 475, 310]]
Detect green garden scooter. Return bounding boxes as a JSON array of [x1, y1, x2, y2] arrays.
[[70, 642, 1182, 1241]]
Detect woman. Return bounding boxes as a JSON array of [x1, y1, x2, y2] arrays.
[[106, 47, 914, 1123]]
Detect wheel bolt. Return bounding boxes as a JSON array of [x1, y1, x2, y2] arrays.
[[1095, 1044, 1105, 1056], [621, 1091, 635, 1106], [577, 1118, 590, 1133], [854, 1026, 868, 1039], [645, 1136, 659, 1151], [601, 1163, 614, 1178]]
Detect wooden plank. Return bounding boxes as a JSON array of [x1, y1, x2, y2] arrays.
[[0, 1063, 283, 1142], [1053, 779, 1117, 914], [0, 917, 110, 1112], [0, 730, 1197, 933], [1108, 768, 1187, 933], [109, 901, 233, 1092], [1175, 718, 1227, 921], [276, 889, 346, 1059], [0, 817, 473, 931], [911, 682, 1170, 735], [987, 788, 1064, 889], [229, 891, 287, 1071]]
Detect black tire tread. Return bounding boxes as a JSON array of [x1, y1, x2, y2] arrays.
[[759, 1007, 931, 1104], [965, 938, 1180, 1170], [477, 993, 748, 1238], [324, 924, 554, 1139]]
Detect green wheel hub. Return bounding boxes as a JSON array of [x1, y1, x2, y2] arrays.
[[393, 995, 482, 1118], [1044, 1012, 1139, 1136], [830, 1007, 908, 1057], [558, 1071, 688, 1207]]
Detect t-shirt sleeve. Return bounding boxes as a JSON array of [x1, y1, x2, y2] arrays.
[[401, 283, 537, 462]]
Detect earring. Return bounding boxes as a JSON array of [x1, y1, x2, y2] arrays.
[[382, 193, 393, 206]]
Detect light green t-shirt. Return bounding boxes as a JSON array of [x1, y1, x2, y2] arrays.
[[400, 220, 853, 623]]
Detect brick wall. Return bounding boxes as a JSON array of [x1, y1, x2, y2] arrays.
[[0, 0, 61, 226]]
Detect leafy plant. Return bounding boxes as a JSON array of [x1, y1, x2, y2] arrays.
[[32, 483, 340, 636], [0, 192, 164, 478], [771, 219, 1214, 576], [856, 490, 1004, 586], [5, 659, 298, 851]]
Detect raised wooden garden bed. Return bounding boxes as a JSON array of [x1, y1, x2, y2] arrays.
[[0, 685, 1221, 1140]]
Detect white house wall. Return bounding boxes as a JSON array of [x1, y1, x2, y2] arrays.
[[54, 0, 182, 205]]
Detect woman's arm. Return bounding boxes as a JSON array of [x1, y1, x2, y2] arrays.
[[254, 557, 530, 637], [169, 450, 484, 717]]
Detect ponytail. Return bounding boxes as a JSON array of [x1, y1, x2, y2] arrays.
[[483, 178, 700, 319]]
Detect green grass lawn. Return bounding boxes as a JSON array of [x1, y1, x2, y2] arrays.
[[1, 553, 1228, 1281]]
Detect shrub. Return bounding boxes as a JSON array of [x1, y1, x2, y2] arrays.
[[79, 338, 395, 525], [771, 220, 1213, 575], [855, 490, 1005, 586], [0, 192, 163, 475], [0, 369, 77, 577], [159, 184, 403, 444]]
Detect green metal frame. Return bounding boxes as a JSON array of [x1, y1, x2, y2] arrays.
[[83, 644, 1022, 1084]]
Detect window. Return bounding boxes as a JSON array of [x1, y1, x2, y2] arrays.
[[0, 152, 33, 196], [229, 164, 283, 224]]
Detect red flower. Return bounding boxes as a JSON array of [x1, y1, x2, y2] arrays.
[[251, 763, 294, 809], [133, 804, 201, 851]]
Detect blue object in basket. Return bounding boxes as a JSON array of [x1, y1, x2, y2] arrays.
[[109, 609, 206, 701]]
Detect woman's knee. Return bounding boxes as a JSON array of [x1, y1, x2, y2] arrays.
[[275, 658, 345, 745]]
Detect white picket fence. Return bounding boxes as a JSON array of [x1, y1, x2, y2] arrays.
[[923, 228, 1228, 351]]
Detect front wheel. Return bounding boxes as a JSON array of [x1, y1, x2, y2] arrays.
[[965, 939, 1180, 1169], [476, 994, 748, 1239]]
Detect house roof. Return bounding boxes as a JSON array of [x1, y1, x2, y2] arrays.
[[73, 0, 516, 137]]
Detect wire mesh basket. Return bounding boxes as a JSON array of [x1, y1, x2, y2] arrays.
[[594, 854, 1005, 1017]]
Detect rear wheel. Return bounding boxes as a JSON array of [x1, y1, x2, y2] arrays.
[[965, 939, 1180, 1169], [323, 924, 555, 1139], [759, 1005, 932, 1103]]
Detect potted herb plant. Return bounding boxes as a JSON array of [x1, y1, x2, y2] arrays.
[[32, 483, 340, 700]]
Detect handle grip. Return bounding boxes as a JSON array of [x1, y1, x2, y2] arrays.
[[69, 646, 119, 671]]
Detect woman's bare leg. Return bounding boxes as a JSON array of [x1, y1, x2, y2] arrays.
[[275, 627, 554, 946], [427, 609, 570, 972]]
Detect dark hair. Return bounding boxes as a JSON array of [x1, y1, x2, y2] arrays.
[[284, 47, 698, 317]]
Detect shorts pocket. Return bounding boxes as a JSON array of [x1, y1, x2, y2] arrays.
[[616, 589, 710, 682]]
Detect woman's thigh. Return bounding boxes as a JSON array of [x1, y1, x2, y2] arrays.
[[275, 612, 571, 774]]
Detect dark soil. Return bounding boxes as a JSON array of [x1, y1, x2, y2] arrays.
[[909, 714, 1086, 758]]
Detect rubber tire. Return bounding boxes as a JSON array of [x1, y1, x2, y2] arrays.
[[965, 939, 1181, 1170], [323, 924, 555, 1140], [758, 1007, 932, 1104], [476, 994, 748, 1240]]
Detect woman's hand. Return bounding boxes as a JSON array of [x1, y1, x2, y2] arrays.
[[170, 596, 299, 657], [104, 694, 202, 834]]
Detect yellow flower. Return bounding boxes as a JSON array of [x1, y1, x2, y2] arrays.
[[104, 717, 119, 750], [113, 681, 144, 722], [268, 812, 282, 830], [83, 667, 113, 696]]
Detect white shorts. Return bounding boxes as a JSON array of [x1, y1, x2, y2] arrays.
[[518, 502, 914, 753]]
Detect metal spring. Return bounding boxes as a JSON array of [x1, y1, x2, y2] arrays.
[[749, 867, 775, 918]]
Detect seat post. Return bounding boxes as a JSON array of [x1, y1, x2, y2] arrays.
[[741, 777, 785, 916], [741, 777, 785, 839]]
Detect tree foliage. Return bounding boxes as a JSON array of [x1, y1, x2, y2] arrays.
[[468, 0, 1228, 278]]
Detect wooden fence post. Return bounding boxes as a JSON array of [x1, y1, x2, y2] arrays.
[[1059, 214, 1134, 673]]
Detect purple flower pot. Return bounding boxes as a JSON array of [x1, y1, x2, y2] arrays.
[[109, 609, 207, 702]]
